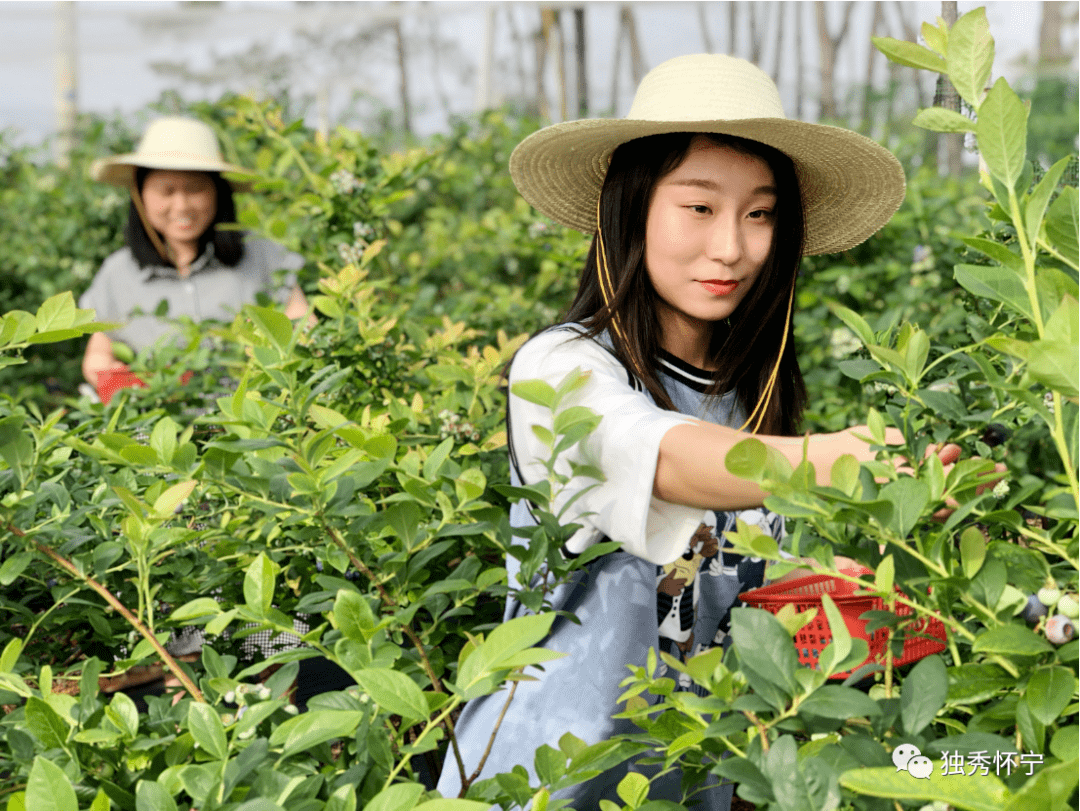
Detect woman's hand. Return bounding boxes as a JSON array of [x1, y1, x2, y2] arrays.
[[81, 332, 129, 387]]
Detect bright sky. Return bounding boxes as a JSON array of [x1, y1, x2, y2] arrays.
[[0, 1, 1072, 148]]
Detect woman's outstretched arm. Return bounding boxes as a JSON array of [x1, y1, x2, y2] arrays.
[[654, 420, 909, 510]]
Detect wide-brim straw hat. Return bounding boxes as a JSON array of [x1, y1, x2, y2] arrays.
[[90, 116, 255, 192], [510, 53, 906, 256]]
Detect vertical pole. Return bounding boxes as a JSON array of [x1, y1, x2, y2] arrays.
[[574, 7, 587, 117], [54, 1, 78, 169], [476, 6, 496, 113], [935, 1, 962, 176]]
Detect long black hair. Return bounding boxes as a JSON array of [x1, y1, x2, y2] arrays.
[[561, 132, 807, 436], [125, 168, 245, 268]]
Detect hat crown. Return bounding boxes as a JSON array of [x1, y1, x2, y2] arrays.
[[627, 54, 786, 122], [134, 117, 225, 164]]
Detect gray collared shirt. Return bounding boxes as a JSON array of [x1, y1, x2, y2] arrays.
[[79, 238, 303, 352]]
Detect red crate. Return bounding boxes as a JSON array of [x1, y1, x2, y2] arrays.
[[740, 567, 946, 679], [96, 367, 147, 405]]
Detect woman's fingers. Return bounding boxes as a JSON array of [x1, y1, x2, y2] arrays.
[[935, 443, 962, 466]]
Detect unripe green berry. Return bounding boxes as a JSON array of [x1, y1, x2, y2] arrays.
[[1038, 586, 1062, 607], [1056, 594, 1079, 620]]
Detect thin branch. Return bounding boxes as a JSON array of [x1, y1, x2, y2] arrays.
[[463, 680, 519, 794], [13, 527, 206, 703]]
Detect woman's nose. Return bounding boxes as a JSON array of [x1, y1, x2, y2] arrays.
[[706, 216, 743, 265]]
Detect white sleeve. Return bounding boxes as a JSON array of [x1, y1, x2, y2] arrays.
[[508, 328, 712, 566]]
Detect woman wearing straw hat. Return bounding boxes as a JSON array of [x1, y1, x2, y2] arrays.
[[79, 116, 310, 390], [438, 54, 966, 808]]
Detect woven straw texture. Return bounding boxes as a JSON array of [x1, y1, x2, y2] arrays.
[[510, 54, 906, 256]]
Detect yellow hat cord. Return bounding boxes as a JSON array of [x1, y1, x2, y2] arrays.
[[737, 281, 795, 434], [128, 175, 175, 266], [595, 197, 649, 384]]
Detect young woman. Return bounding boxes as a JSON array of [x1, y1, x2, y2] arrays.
[[80, 116, 309, 389], [438, 54, 925, 809]]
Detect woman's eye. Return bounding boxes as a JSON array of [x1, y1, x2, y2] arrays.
[[748, 209, 774, 220], [688, 204, 711, 215]]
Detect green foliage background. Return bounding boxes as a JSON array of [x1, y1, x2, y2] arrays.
[[0, 9, 1077, 811]]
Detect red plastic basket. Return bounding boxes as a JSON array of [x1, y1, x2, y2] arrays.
[[739, 567, 947, 679], [96, 368, 194, 405], [96, 367, 147, 405]]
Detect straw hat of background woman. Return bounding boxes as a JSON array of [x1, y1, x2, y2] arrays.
[[79, 116, 310, 389]]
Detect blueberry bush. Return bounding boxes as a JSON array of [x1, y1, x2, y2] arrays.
[[0, 7, 1076, 811]]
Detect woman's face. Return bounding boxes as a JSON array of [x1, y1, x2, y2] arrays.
[[644, 136, 776, 356], [140, 169, 217, 251]]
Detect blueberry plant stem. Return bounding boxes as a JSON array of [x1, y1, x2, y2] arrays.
[[13, 527, 206, 702]]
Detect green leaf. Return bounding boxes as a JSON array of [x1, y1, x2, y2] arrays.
[[135, 781, 179, 811], [866, 408, 885, 445], [247, 305, 293, 353], [1024, 666, 1077, 726], [152, 480, 196, 517], [976, 77, 1029, 189], [149, 417, 179, 465], [725, 438, 767, 482], [1025, 156, 1071, 251], [960, 527, 987, 579], [616, 772, 650, 807], [872, 36, 947, 72], [817, 593, 853, 677], [1027, 339, 1079, 398], [901, 655, 948, 735], [912, 107, 974, 133], [921, 19, 947, 56], [799, 685, 882, 720], [186, 703, 228, 761], [1045, 187, 1079, 267], [170, 598, 222, 622], [1002, 758, 1079, 811], [0, 552, 34, 586], [875, 555, 895, 595], [352, 669, 430, 724], [960, 236, 1024, 271], [948, 663, 1016, 704], [25, 696, 70, 750], [105, 692, 139, 739], [456, 612, 558, 699], [829, 303, 873, 346], [954, 263, 1033, 321], [879, 478, 929, 538], [269, 710, 364, 759], [26, 757, 79, 811], [840, 765, 1010, 811], [511, 379, 556, 408], [972, 625, 1054, 657], [945, 7, 993, 109], [423, 436, 455, 480], [363, 782, 424, 811], [35, 292, 77, 333], [413, 801, 493, 811], [729, 608, 798, 696], [333, 589, 378, 642], [243, 553, 276, 617], [1050, 726, 1078, 762], [0, 637, 23, 672]]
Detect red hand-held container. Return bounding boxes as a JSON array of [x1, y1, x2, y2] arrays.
[[739, 567, 947, 679]]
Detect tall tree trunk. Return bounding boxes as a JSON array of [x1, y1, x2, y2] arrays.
[[427, 17, 452, 120], [574, 7, 587, 116], [933, 1, 963, 176], [772, 1, 785, 84], [697, 3, 714, 53], [860, 1, 884, 135], [1038, 1, 1069, 71], [794, 2, 805, 119], [505, 7, 530, 106], [622, 5, 646, 84], [54, 0, 78, 168], [553, 10, 568, 121], [394, 20, 412, 134], [611, 8, 623, 113], [536, 10, 551, 120], [749, 2, 764, 64], [815, 0, 855, 121], [474, 8, 495, 113], [728, 1, 737, 55]]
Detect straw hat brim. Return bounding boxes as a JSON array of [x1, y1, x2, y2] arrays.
[[90, 155, 256, 193], [510, 117, 906, 256]]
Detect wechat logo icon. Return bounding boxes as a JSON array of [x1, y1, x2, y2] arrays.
[[892, 744, 933, 779]]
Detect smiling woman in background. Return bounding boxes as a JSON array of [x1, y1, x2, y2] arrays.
[[79, 116, 309, 391]]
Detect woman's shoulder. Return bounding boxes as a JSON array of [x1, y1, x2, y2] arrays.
[[511, 324, 624, 378], [93, 247, 142, 281], [239, 237, 305, 273]]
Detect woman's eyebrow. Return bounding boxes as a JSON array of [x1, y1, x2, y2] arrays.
[[671, 178, 777, 196]]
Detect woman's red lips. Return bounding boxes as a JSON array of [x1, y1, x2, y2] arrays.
[[700, 280, 738, 296]]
